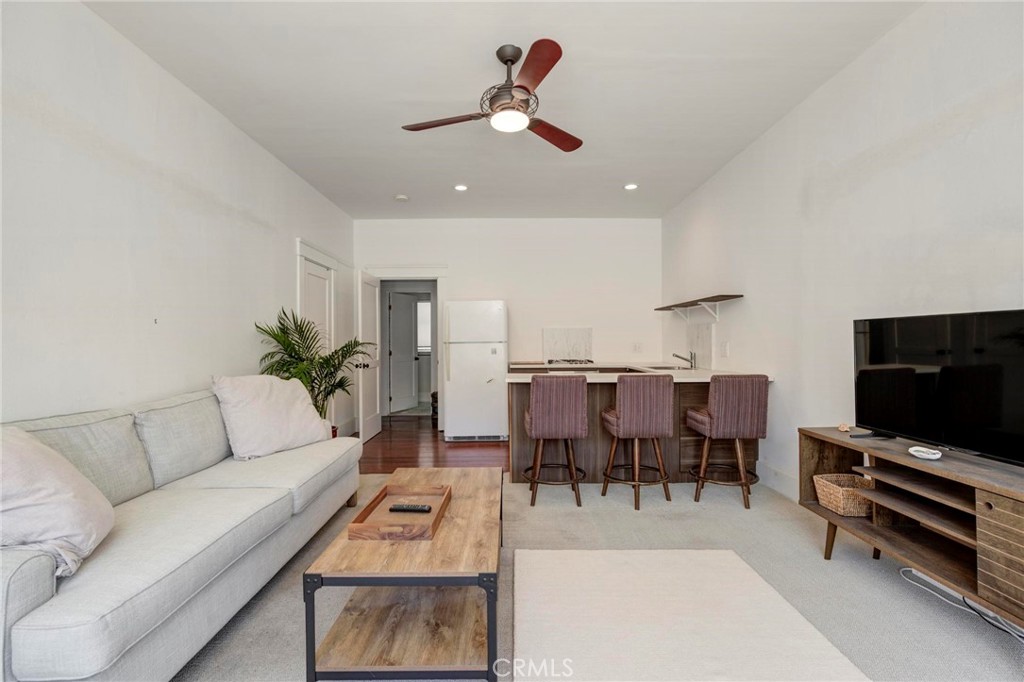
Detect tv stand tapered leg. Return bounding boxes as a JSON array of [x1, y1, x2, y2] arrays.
[[824, 521, 838, 560]]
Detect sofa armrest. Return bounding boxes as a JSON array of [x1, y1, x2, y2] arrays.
[[2, 549, 55, 682]]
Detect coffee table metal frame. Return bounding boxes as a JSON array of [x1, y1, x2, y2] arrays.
[[302, 571, 498, 681]]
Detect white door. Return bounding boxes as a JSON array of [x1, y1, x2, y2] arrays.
[[389, 292, 419, 412], [358, 272, 381, 441], [300, 258, 333, 422]]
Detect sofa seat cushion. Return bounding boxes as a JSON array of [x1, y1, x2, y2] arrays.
[[161, 437, 361, 514], [11, 488, 291, 681]]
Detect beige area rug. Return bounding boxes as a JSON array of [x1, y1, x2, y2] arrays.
[[513, 549, 868, 682]]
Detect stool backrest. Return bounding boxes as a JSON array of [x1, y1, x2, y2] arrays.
[[707, 374, 769, 439], [528, 374, 588, 439], [614, 374, 674, 438]]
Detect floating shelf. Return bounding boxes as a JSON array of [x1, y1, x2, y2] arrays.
[[655, 294, 743, 321]]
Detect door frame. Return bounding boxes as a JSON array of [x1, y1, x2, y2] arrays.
[[360, 266, 448, 429]]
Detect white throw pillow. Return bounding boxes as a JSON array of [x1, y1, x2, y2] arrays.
[[212, 375, 329, 460], [1, 426, 115, 577]]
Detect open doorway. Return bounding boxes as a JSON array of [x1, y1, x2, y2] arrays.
[[379, 280, 438, 423]]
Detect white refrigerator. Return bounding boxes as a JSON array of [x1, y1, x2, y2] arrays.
[[443, 300, 509, 441]]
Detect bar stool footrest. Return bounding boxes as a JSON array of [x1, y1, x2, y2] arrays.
[[603, 463, 670, 487], [524, 463, 587, 486], [689, 463, 760, 487]]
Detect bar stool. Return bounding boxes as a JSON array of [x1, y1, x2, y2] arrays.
[[523, 374, 588, 506], [688, 374, 769, 509], [600, 374, 673, 510]]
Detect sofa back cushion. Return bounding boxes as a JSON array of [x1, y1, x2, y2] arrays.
[[7, 409, 154, 506], [132, 390, 231, 487]]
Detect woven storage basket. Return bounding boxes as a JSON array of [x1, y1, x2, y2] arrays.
[[813, 473, 873, 517]]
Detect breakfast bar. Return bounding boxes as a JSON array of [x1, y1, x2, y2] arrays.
[[507, 364, 769, 484]]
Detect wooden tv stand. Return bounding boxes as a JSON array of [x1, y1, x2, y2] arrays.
[[799, 427, 1024, 628]]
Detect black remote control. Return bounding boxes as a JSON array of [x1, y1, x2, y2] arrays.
[[389, 504, 432, 513]]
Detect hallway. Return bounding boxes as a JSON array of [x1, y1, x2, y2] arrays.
[[358, 416, 509, 474]]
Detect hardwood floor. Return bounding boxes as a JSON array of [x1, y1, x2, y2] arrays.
[[359, 416, 510, 474]]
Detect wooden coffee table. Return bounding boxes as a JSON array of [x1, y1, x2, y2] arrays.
[[303, 467, 502, 681]]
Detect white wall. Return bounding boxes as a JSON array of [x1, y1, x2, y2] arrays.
[[2, 2, 356, 421], [355, 219, 663, 362], [661, 2, 1024, 498]]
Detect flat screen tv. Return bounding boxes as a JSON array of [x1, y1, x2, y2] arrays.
[[854, 309, 1024, 469]]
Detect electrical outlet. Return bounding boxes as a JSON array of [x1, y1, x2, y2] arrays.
[[632, 342, 642, 353], [720, 341, 730, 359]]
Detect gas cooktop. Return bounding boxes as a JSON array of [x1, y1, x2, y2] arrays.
[[546, 359, 595, 365]]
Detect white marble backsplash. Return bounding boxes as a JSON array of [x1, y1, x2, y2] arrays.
[[542, 327, 593, 361]]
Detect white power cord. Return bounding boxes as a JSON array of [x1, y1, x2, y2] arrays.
[[899, 567, 1024, 645]]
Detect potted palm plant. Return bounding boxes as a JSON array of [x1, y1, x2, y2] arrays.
[[255, 308, 374, 436]]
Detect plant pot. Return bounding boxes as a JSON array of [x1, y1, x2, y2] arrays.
[[331, 425, 338, 439]]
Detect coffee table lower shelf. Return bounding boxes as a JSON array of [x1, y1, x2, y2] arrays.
[[316, 586, 488, 678], [304, 574, 498, 682]]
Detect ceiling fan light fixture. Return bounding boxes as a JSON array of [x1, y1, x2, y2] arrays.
[[489, 109, 530, 133]]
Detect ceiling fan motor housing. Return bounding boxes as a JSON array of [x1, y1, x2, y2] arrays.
[[480, 84, 538, 118]]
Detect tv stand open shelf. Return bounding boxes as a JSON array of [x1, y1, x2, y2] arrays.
[[798, 427, 1024, 628]]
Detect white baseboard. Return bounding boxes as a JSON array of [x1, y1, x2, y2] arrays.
[[757, 464, 799, 501], [336, 417, 357, 437]]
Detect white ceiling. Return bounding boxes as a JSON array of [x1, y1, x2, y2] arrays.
[[88, 1, 918, 219]]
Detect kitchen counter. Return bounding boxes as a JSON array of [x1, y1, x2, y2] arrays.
[[506, 364, 768, 383], [507, 363, 772, 485]]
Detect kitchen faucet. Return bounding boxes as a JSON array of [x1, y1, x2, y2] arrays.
[[672, 351, 697, 369]]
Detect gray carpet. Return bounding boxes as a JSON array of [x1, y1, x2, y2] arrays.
[[174, 475, 1024, 682]]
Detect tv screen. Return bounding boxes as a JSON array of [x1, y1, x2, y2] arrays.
[[854, 309, 1024, 468]]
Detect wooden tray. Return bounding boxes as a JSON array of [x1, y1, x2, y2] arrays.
[[348, 484, 452, 541]]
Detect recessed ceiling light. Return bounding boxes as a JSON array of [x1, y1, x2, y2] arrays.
[[624, 183, 639, 191], [454, 184, 468, 192], [394, 194, 410, 202]]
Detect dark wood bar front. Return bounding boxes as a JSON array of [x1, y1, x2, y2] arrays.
[[507, 375, 759, 484]]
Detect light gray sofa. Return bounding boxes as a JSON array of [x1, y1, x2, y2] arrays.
[[1, 389, 361, 682]]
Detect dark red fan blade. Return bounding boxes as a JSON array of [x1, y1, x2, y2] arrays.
[[528, 118, 582, 152], [513, 39, 562, 94], [402, 114, 483, 131]]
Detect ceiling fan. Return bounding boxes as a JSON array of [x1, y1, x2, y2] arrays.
[[401, 39, 582, 153]]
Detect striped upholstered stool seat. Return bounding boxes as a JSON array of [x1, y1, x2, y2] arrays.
[[687, 374, 769, 509], [600, 374, 674, 510], [523, 374, 588, 506]]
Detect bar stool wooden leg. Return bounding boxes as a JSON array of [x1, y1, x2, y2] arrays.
[[652, 438, 671, 502], [601, 436, 618, 496], [530, 438, 544, 507], [632, 438, 641, 511], [694, 436, 711, 502], [565, 439, 582, 507], [734, 439, 751, 509]]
